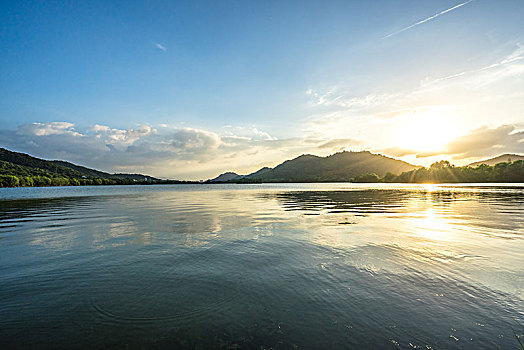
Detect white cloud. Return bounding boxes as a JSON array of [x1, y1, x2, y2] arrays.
[[317, 138, 361, 151], [443, 125, 524, 158], [0, 122, 349, 179], [379, 125, 524, 162], [2, 120, 522, 179], [17, 122, 82, 137], [220, 125, 277, 141], [171, 128, 221, 153], [90, 124, 153, 145], [155, 43, 167, 52], [302, 41, 524, 167]]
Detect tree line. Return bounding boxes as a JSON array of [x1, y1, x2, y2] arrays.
[[0, 159, 199, 187], [0, 174, 196, 187], [2, 159, 523, 187], [351, 160, 524, 183], [0, 175, 140, 187]]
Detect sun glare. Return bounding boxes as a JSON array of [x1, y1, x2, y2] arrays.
[[393, 108, 462, 153], [415, 207, 451, 240]]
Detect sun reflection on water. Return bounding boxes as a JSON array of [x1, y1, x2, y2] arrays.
[[421, 183, 440, 193], [414, 207, 452, 241]]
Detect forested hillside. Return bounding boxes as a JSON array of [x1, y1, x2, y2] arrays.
[[0, 148, 170, 187], [352, 160, 524, 183]]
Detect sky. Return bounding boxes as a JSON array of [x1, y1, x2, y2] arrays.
[[1, 0, 523, 180]]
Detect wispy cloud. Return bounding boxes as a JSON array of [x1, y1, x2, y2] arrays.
[[306, 88, 396, 109], [155, 43, 167, 52], [383, 0, 474, 39], [423, 44, 524, 86], [442, 125, 524, 158], [317, 138, 361, 152]]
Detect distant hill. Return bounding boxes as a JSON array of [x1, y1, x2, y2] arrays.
[[209, 172, 243, 182], [246, 167, 271, 178], [468, 154, 524, 167], [208, 167, 273, 182], [113, 173, 160, 182], [211, 151, 418, 183], [0, 147, 164, 187], [248, 151, 417, 182]]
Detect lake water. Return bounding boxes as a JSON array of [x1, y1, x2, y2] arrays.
[[0, 183, 523, 349]]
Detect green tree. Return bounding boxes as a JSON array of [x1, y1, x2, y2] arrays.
[[352, 173, 381, 183], [0, 175, 20, 187]]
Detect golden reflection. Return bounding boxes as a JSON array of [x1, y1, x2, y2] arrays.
[[413, 207, 451, 241], [421, 183, 440, 192], [11, 184, 523, 300]]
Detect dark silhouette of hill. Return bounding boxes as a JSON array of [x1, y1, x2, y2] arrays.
[[247, 151, 417, 182], [246, 167, 271, 178], [209, 172, 242, 182], [210, 151, 417, 183], [208, 167, 272, 183], [468, 154, 524, 167]]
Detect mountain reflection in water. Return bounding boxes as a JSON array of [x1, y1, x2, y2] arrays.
[[0, 184, 523, 349]]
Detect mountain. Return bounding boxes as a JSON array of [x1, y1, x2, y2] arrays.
[[1, 147, 94, 179], [208, 167, 273, 183], [226, 151, 417, 183], [246, 167, 271, 178], [208, 172, 243, 182], [0, 147, 161, 186], [468, 154, 524, 167]]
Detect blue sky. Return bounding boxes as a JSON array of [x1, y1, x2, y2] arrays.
[[1, 0, 523, 179]]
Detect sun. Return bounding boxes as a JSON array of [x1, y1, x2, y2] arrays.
[[393, 107, 462, 153]]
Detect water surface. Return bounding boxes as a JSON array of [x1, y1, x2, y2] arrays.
[[0, 184, 523, 349]]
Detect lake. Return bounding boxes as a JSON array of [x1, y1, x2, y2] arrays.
[[0, 183, 523, 349]]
